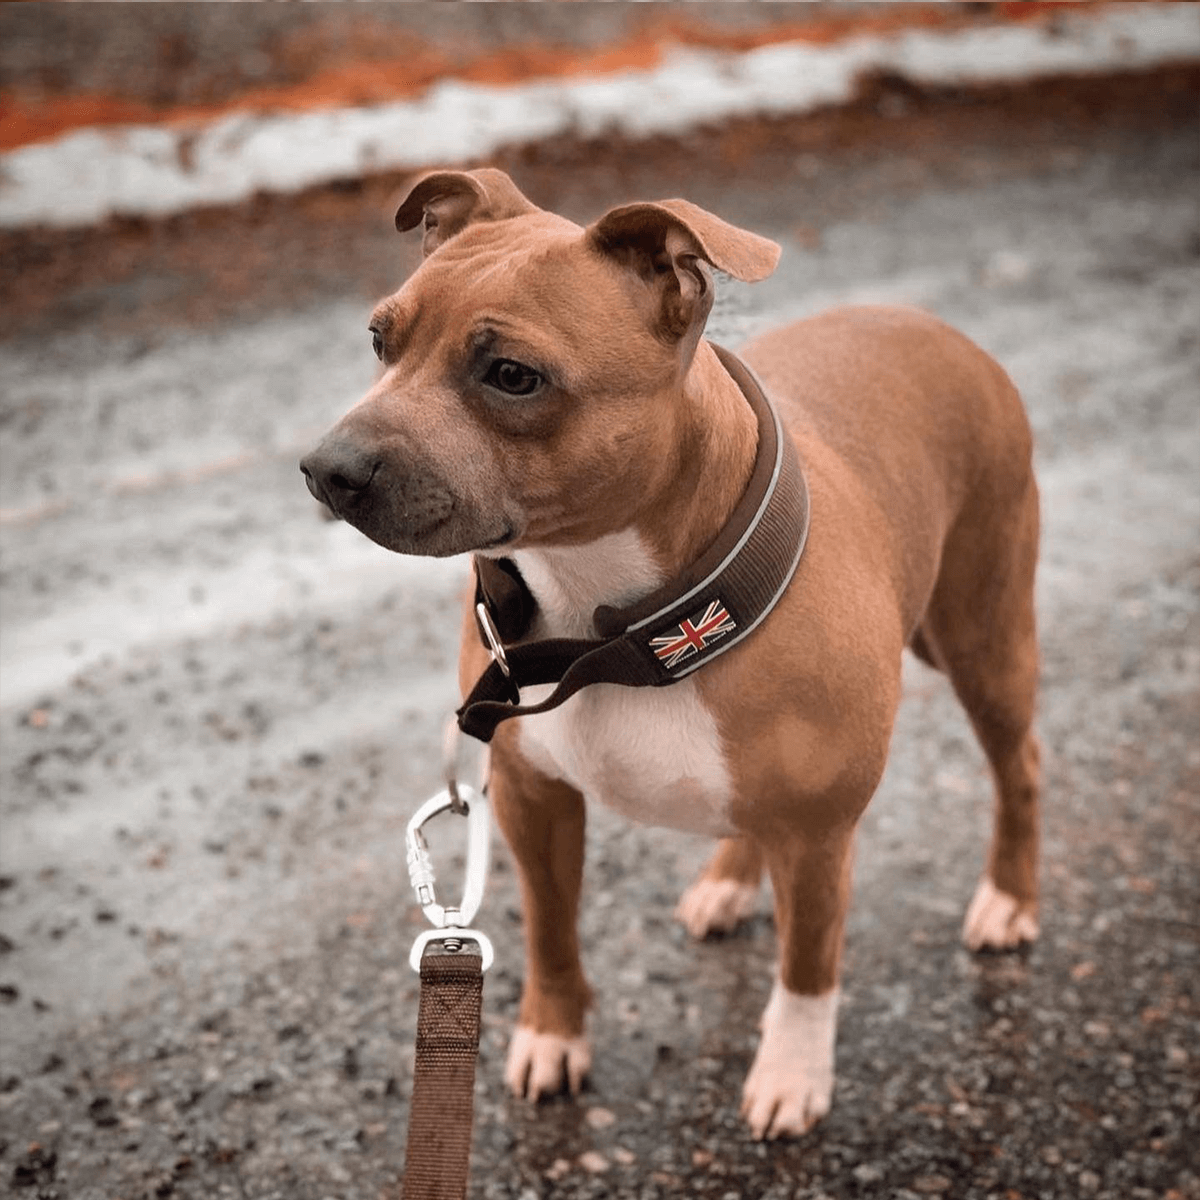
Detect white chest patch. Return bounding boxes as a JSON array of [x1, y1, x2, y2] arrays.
[[505, 531, 737, 838], [517, 677, 736, 838]]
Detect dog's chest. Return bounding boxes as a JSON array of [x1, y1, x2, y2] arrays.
[[504, 534, 737, 838], [516, 679, 737, 839]]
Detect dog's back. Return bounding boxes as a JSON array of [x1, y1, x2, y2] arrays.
[[743, 304, 1036, 638]]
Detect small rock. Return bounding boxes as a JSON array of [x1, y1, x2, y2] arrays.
[[9, 1142, 57, 1190], [913, 1175, 952, 1194], [584, 1106, 616, 1129], [982, 249, 1033, 286], [88, 1095, 120, 1127], [578, 1150, 609, 1174]]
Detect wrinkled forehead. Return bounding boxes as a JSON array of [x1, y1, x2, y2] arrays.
[[418, 210, 583, 281], [377, 212, 643, 360]]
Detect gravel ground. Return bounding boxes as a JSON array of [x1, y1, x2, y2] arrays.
[[1, 77, 1198, 1200]]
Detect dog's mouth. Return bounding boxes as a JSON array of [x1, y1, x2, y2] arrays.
[[359, 513, 517, 559], [478, 524, 517, 551], [314, 484, 517, 558]]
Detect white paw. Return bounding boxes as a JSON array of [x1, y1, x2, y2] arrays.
[[674, 877, 760, 939], [741, 984, 837, 1140], [963, 876, 1039, 951], [505, 1025, 591, 1100]]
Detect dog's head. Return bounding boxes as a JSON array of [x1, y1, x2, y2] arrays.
[[300, 168, 779, 557]]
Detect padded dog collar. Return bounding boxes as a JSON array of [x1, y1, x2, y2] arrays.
[[457, 344, 810, 743]]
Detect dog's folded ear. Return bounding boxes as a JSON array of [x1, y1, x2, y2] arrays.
[[396, 168, 538, 256], [587, 200, 781, 351]]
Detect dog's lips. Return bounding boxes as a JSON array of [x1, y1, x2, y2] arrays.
[[478, 523, 518, 551], [336, 500, 518, 559]]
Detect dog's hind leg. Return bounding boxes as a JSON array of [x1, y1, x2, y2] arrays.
[[920, 477, 1042, 951], [675, 836, 763, 939], [489, 742, 593, 1099]]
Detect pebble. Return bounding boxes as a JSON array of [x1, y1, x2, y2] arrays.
[[584, 1105, 616, 1129], [578, 1150, 610, 1173], [912, 1175, 952, 1194], [545, 1158, 572, 1181], [982, 248, 1034, 286]]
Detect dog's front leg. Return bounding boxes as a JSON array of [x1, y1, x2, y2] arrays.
[[741, 822, 857, 1140], [489, 736, 593, 1099]]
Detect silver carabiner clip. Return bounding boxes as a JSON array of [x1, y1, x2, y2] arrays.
[[405, 783, 494, 972]]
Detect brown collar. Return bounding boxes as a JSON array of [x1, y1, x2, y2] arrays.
[[457, 344, 810, 742]]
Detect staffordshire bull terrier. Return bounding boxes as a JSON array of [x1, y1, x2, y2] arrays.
[[300, 167, 1041, 1139]]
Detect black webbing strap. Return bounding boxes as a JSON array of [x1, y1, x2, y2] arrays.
[[401, 949, 484, 1200], [456, 345, 809, 743]]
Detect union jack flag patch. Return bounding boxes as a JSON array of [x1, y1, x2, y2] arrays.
[[649, 600, 737, 670]]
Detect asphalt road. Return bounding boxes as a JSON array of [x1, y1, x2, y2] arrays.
[[1, 78, 1197, 1199]]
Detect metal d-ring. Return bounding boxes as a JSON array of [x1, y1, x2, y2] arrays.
[[475, 601, 511, 678]]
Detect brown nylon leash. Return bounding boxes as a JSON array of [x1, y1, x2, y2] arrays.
[[402, 780, 493, 1199], [401, 948, 484, 1200]]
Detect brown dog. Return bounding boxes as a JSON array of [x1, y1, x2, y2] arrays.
[[300, 168, 1041, 1140]]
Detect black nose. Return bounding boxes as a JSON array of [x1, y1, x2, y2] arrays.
[[300, 439, 379, 511]]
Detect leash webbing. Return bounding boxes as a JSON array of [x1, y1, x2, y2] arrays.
[[401, 948, 484, 1200]]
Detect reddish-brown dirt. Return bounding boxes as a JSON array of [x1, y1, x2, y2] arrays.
[[0, 2, 1072, 151]]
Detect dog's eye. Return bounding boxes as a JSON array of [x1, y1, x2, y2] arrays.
[[485, 359, 543, 397], [369, 327, 384, 361]]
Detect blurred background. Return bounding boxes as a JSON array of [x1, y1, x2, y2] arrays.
[[1, 5, 1198, 1199]]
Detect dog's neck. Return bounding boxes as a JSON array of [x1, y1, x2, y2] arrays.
[[507, 341, 759, 641], [510, 531, 664, 640]]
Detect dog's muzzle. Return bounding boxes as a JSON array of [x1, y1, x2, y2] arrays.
[[299, 433, 508, 557]]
